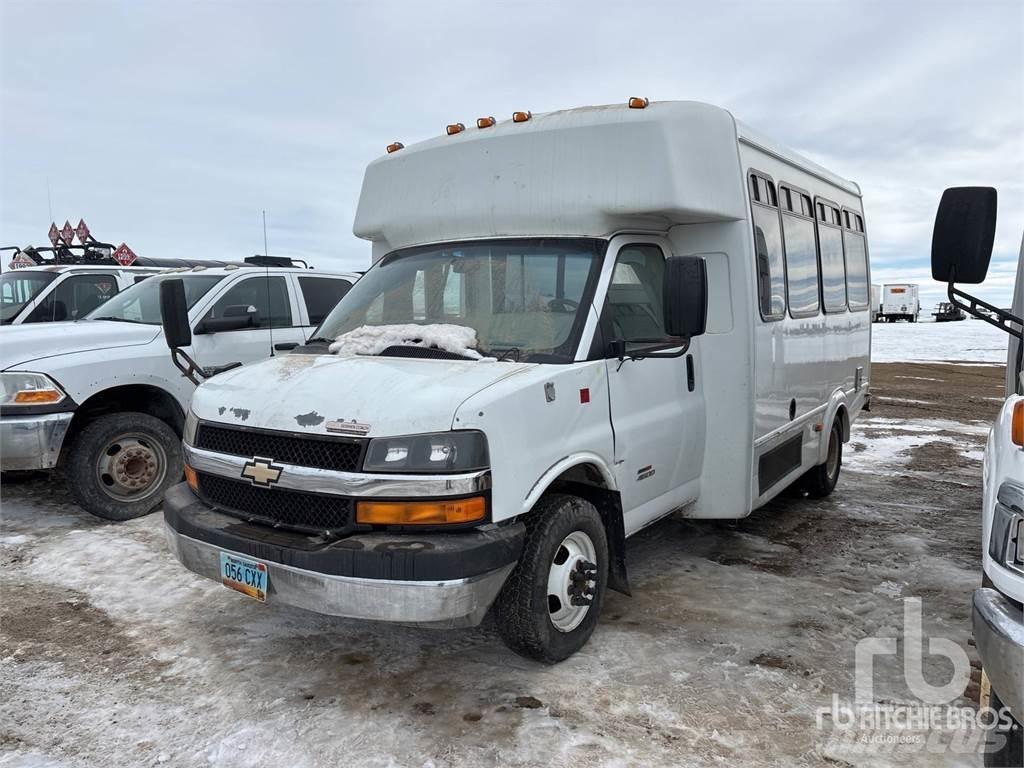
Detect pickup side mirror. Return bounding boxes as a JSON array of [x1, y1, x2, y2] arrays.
[[664, 255, 708, 338], [931, 187, 997, 284], [194, 305, 258, 334], [159, 279, 192, 348]]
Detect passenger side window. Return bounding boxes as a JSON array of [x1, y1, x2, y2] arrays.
[[25, 273, 118, 322], [816, 199, 847, 312], [203, 276, 292, 329], [750, 173, 786, 320], [299, 276, 351, 325], [780, 185, 820, 317], [843, 211, 870, 309], [603, 244, 671, 352]]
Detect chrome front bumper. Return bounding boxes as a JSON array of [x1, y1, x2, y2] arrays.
[[164, 525, 515, 628], [973, 587, 1024, 717], [0, 412, 73, 471]]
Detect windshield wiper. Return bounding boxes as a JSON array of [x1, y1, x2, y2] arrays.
[[90, 316, 152, 324], [490, 347, 522, 362], [304, 336, 334, 345]]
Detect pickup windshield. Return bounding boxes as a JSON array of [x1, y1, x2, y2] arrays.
[[316, 239, 603, 361], [0, 271, 57, 324], [87, 274, 224, 325]]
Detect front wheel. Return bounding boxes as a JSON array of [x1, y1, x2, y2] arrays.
[[65, 412, 183, 521], [494, 494, 608, 663], [801, 420, 843, 498]]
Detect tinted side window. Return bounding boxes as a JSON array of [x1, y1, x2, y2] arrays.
[[751, 202, 786, 320], [818, 225, 847, 312], [25, 273, 119, 322], [782, 213, 820, 316], [603, 244, 671, 351], [299, 277, 351, 325], [204, 276, 292, 328], [844, 231, 870, 309]]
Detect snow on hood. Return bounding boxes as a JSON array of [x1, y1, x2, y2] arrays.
[[0, 320, 162, 371], [328, 324, 490, 360], [192, 352, 531, 436]]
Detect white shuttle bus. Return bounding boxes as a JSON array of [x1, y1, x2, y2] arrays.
[[160, 100, 871, 661]]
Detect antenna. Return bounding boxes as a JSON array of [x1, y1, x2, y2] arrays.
[[262, 210, 275, 357]]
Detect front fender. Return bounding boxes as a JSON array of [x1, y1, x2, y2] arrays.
[[521, 452, 619, 516]]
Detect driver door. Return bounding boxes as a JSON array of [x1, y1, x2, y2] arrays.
[[599, 237, 705, 534]]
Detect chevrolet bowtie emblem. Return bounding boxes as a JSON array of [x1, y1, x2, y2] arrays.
[[241, 457, 283, 487]]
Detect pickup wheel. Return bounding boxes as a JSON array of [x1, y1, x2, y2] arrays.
[[494, 494, 608, 663], [65, 412, 182, 521], [801, 420, 843, 498]]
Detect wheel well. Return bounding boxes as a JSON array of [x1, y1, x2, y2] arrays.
[[61, 385, 184, 464], [541, 463, 631, 596], [834, 405, 850, 442]]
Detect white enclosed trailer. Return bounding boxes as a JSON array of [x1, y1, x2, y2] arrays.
[[880, 282, 920, 322], [872, 283, 882, 322], [161, 100, 872, 661]]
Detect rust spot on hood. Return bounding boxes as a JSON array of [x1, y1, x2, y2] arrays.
[[295, 411, 325, 426]]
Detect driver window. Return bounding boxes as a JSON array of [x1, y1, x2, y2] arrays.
[[603, 244, 669, 351], [203, 276, 292, 329]]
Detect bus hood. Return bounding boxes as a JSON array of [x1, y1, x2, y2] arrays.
[[0, 321, 162, 371], [190, 353, 533, 436]]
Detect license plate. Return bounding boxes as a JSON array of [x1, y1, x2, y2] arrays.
[[219, 552, 268, 602]]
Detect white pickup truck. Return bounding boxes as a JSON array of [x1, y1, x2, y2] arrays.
[[929, 187, 1023, 766], [0, 261, 358, 521]]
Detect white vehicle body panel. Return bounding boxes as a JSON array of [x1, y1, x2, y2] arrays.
[[881, 283, 920, 319]]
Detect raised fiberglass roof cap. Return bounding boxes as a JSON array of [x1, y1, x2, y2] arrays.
[[353, 100, 753, 252]]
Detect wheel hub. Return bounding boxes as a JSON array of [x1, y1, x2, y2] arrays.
[[96, 434, 167, 501], [547, 531, 599, 633]]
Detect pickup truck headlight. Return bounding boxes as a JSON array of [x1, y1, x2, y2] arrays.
[[0, 372, 66, 406], [362, 431, 489, 474]]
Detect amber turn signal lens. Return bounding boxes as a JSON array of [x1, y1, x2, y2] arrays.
[[13, 390, 62, 404], [356, 496, 486, 525], [628, 96, 649, 109], [476, 116, 496, 129], [446, 123, 466, 136], [512, 111, 531, 123], [386, 142, 404, 153], [184, 464, 199, 492], [1012, 400, 1024, 448]]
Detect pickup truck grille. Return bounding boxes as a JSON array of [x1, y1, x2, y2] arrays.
[[195, 423, 365, 472], [196, 471, 355, 535]]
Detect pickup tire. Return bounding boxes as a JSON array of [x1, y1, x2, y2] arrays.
[[802, 420, 843, 498], [65, 412, 182, 521], [493, 494, 608, 663]]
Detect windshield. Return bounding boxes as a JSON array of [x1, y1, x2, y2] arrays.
[[87, 274, 224, 325], [316, 239, 603, 361], [1, 271, 56, 324]]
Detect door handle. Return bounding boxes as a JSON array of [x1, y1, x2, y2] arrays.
[[274, 342, 299, 351]]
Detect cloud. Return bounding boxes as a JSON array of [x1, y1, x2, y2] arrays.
[[1, 0, 1021, 308]]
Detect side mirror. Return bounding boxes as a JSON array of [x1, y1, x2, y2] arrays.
[[194, 305, 258, 334], [663, 255, 708, 338], [931, 187, 997, 284], [159, 278, 192, 349]]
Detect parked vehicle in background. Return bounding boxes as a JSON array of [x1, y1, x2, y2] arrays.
[[160, 99, 872, 662], [0, 258, 358, 521], [929, 187, 1023, 767], [1, 242, 243, 325], [932, 301, 966, 322], [872, 283, 882, 322], [879, 283, 920, 322]]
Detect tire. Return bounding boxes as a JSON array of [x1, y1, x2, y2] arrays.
[[985, 684, 1023, 767], [65, 412, 182, 521], [801, 420, 843, 498], [494, 494, 609, 663]]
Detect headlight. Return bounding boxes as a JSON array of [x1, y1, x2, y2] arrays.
[[0, 372, 67, 406], [183, 410, 199, 445], [362, 431, 489, 474]]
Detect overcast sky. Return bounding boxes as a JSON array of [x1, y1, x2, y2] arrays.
[[2, 0, 1022, 309]]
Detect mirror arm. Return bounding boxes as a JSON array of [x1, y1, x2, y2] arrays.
[[947, 282, 1023, 340], [170, 348, 244, 386]]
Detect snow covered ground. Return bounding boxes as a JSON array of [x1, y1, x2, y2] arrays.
[[0, 362, 1001, 768], [871, 318, 1009, 364]]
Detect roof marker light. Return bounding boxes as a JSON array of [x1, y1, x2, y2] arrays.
[[446, 123, 466, 136], [628, 96, 649, 109], [512, 111, 532, 123], [386, 142, 404, 153], [477, 116, 496, 129]]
